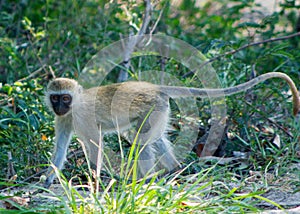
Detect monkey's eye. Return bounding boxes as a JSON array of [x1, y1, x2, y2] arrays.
[[62, 94, 72, 103], [50, 95, 59, 103]]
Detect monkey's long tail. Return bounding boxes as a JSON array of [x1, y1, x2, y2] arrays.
[[160, 72, 300, 116]]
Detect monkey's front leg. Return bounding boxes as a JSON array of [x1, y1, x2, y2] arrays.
[[44, 116, 73, 188]]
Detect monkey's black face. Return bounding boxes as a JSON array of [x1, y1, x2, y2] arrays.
[[50, 94, 72, 116]]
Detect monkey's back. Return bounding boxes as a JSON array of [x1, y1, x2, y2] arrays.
[[83, 81, 169, 133]]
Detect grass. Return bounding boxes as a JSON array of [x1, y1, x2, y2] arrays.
[[33, 163, 289, 213], [24, 127, 293, 213]]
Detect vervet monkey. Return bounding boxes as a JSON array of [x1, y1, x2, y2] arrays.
[[44, 72, 300, 188]]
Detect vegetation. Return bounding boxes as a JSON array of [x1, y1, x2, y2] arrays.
[[0, 0, 299, 212]]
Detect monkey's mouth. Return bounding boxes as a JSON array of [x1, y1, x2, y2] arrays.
[[53, 106, 70, 116]]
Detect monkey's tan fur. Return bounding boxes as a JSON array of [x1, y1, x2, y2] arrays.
[[44, 72, 300, 187]]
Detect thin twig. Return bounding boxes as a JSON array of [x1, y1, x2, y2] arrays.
[[48, 65, 56, 79], [203, 31, 300, 68], [17, 66, 46, 82], [244, 101, 294, 138], [26, 34, 48, 73], [150, 3, 165, 35], [0, 169, 46, 193]]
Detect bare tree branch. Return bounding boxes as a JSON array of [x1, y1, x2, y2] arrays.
[[210, 32, 300, 63], [118, 0, 153, 82], [203, 31, 300, 69], [183, 31, 300, 78], [150, 4, 165, 35], [138, 0, 152, 37]]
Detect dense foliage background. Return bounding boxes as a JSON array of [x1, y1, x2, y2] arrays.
[[0, 0, 299, 189]]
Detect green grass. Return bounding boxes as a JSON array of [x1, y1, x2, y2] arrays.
[[30, 147, 278, 213]]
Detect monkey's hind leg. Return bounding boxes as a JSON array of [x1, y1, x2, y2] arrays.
[[135, 107, 180, 177], [134, 111, 166, 177], [137, 143, 157, 177], [155, 135, 181, 173]]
